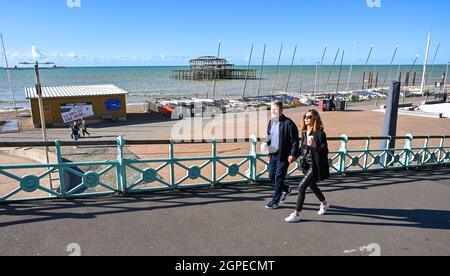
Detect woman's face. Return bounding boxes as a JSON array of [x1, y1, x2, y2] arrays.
[[304, 112, 315, 127]]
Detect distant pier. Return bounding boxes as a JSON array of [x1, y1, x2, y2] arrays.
[[172, 56, 257, 81]]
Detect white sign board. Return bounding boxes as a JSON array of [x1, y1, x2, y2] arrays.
[[61, 103, 94, 124]]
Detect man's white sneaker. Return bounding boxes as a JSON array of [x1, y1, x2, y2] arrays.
[[318, 204, 330, 216], [284, 213, 301, 223]]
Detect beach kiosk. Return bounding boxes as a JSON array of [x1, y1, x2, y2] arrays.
[[25, 84, 128, 127]]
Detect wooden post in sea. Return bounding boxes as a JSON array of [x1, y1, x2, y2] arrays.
[[362, 72, 366, 90], [403, 55, 420, 92], [371, 72, 374, 89], [371, 65, 377, 89], [360, 45, 374, 91], [375, 72, 379, 88]]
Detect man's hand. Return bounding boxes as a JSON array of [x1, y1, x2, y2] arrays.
[[288, 156, 297, 164]]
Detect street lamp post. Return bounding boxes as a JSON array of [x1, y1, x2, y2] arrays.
[[18, 61, 56, 190]]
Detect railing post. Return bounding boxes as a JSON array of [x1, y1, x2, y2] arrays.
[[250, 135, 258, 182], [438, 136, 445, 164], [422, 136, 430, 165], [55, 140, 65, 198], [169, 140, 176, 189], [117, 136, 127, 194], [212, 138, 217, 186], [339, 134, 348, 173], [383, 136, 392, 167], [404, 134, 414, 168], [364, 137, 372, 170]]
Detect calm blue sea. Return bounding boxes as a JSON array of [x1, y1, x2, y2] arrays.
[[0, 65, 447, 108]]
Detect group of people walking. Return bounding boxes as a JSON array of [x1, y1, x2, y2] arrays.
[[70, 118, 90, 142], [265, 101, 331, 223]]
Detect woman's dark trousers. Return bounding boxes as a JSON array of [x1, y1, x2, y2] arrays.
[[296, 168, 326, 212]]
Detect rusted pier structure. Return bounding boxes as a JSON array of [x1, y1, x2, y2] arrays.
[[172, 56, 257, 81]]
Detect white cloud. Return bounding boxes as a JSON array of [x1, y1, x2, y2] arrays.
[[3, 46, 195, 66], [9, 51, 28, 59], [31, 45, 45, 60], [67, 52, 80, 59]]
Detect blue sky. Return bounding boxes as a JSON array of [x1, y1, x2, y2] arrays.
[[0, 0, 449, 66]]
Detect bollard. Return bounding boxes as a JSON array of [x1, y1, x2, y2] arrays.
[[380, 81, 401, 166]]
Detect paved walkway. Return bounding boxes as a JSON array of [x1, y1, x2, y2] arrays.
[[0, 167, 449, 256], [0, 107, 449, 143]]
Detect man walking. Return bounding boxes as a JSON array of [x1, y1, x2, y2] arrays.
[[265, 101, 300, 209]]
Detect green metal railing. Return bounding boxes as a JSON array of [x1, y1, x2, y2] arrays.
[[0, 134, 449, 203]]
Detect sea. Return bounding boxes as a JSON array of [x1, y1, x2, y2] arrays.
[[0, 65, 447, 109]]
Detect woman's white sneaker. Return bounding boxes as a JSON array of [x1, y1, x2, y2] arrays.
[[318, 204, 330, 216], [284, 213, 301, 223]]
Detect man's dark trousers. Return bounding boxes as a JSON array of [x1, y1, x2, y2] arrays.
[[269, 153, 290, 204]]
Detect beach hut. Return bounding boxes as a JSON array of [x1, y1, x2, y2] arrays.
[[25, 84, 128, 127]]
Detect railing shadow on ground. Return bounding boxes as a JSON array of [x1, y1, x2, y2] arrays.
[[1, 166, 449, 230], [296, 206, 450, 231]]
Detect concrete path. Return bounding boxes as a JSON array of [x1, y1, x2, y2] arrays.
[[0, 167, 449, 256]]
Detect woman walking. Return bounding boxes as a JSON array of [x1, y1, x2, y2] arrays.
[[81, 118, 90, 138], [285, 109, 331, 223]]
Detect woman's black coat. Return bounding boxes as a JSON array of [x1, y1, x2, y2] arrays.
[[298, 130, 331, 181]]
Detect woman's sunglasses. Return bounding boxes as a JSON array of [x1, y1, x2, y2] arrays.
[[304, 115, 314, 120]]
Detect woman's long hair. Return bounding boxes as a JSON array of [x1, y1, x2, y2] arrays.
[[300, 109, 325, 133]]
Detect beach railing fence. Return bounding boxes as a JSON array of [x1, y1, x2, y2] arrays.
[[0, 135, 449, 203]]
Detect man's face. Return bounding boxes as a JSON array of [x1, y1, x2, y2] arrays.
[[271, 104, 282, 119]]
